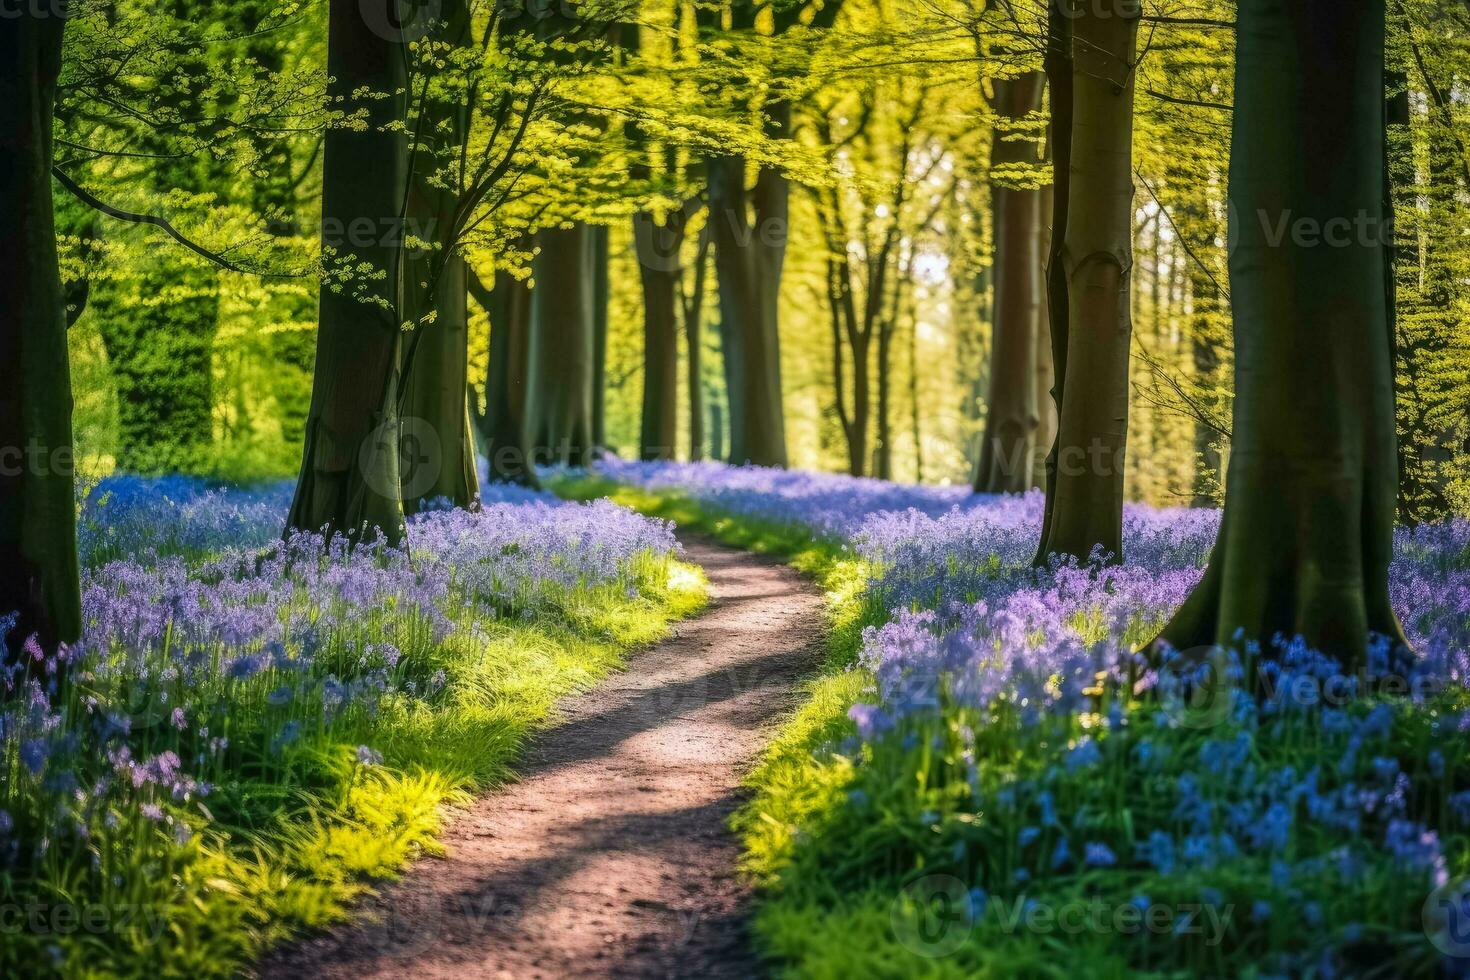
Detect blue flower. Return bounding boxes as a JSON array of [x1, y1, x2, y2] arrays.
[[1037, 790, 1058, 827], [1084, 842, 1116, 867], [1066, 738, 1102, 771], [968, 887, 989, 920], [19, 738, 48, 775]]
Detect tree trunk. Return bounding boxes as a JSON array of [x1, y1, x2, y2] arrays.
[[1034, 3, 1073, 555], [528, 225, 597, 467], [1033, 183, 1057, 489], [286, 0, 408, 545], [591, 223, 610, 452], [400, 251, 479, 511], [708, 115, 790, 467], [683, 229, 711, 461], [400, 0, 479, 513], [635, 210, 687, 461], [710, 400, 725, 463], [975, 71, 1045, 493], [876, 322, 893, 480], [1190, 261, 1224, 507], [1035, 2, 1138, 563], [1156, 0, 1408, 669], [473, 267, 539, 487], [909, 313, 924, 483], [850, 331, 871, 477], [0, 15, 82, 654]]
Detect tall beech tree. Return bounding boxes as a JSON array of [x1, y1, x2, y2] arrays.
[[703, 0, 845, 468], [473, 266, 540, 486], [974, 70, 1044, 493], [528, 224, 600, 466], [635, 204, 692, 461], [0, 14, 82, 651], [708, 128, 791, 468], [400, 0, 481, 513], [1032, 181, 1057, 489], [1156, 0, 1410, 667], [681, 229, 712, 461], [286, 0, 409, 543], [1033, 0, 1139, 563], [591, 223, 611, 451]]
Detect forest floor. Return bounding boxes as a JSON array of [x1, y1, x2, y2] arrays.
[[259, 536, 824, 979]]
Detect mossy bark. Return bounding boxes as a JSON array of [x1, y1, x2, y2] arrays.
[[1156, 0, 1409, 669], [0, 16, 82, 650]]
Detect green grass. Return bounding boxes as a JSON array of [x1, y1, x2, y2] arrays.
[[10, 558, 707, 980]]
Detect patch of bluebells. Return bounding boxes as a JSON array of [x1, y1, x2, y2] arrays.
[[1, 476, 678, 917], [600, 460, 1470, 974]]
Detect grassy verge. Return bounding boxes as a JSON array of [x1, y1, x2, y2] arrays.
[[9, 548, 705, 978]]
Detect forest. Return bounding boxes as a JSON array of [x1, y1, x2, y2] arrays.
[[2, 0, 1470, 976]]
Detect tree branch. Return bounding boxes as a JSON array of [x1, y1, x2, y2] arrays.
[[53, 167, 299, 278]]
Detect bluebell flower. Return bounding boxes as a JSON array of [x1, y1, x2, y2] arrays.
[[968, 887, 988, 920], [19, 738, 48, 775]]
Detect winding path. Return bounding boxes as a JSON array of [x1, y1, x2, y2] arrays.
[[260, 537, 824, 979]]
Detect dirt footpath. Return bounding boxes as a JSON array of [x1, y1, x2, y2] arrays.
[[259, 536, 825, 980]]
